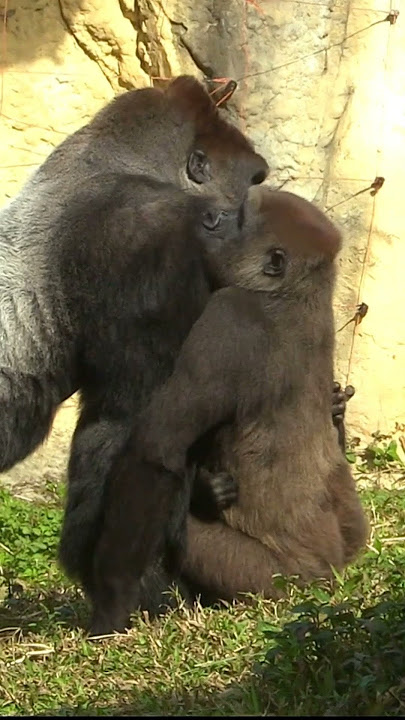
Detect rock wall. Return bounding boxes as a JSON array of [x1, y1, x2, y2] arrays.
[[242, 1, 404, 445], [0, 0, 404, 494]]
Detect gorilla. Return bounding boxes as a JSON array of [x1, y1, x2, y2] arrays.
[[86, 188, 366, 634], [0, 75, 269, 606]]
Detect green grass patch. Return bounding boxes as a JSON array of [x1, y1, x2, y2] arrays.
[[0, 478, 404, 716]]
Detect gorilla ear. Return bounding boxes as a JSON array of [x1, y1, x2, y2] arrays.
[[165, 76, 217, 125], [187, 150, 211, 184], [166, 76, 211, 100]]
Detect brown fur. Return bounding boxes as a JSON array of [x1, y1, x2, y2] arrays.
[[139, 187, 369, 602]]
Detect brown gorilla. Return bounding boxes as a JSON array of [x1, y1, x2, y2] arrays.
[[135, 186, 369, 605]]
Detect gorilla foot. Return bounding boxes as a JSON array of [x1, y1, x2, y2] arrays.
[[88, 607, 131, 638]]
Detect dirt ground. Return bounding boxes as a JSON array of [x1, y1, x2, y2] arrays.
[[0, 396, 79, 503]]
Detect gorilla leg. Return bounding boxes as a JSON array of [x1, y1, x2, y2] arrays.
[[181, 578, 223, 608], [89, 562, 192, 636], [183, 510, 344, 604], [58, 415, 132, 591], [327, 464, 369, 564], [87, 460, 237, 634], [87, 457, 191, 635]]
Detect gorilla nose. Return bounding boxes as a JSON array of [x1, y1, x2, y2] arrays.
[[202, 210, 228, 231]]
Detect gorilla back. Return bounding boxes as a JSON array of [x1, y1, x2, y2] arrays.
[[0, 75, 268, 473]]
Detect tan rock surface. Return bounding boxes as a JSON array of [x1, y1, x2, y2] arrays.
[[0, 0, 403, 495]]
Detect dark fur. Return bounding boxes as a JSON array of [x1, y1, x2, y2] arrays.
[[0, 76, 266, 476], [93, 187, 368, 629], [0, 76, 268, 599], [54, 79, 267, 600]]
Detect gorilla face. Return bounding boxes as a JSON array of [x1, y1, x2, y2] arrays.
[[186, 146, 269, 227], [163, 75, 269, 231]]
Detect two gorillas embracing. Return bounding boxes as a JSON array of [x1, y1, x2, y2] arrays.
[[0, 76, 368, 635]]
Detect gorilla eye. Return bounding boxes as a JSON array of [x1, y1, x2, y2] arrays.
[[263, 248, 287, 277], [187, 150, 211, 184]]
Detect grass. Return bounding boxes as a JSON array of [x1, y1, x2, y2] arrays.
[[0, 445, 404, 716]]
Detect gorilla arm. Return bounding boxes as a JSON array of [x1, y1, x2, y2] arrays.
[[184, 514, 287, 601], [0, 262, 77, 472], [138, 287, 263, 475], [129, 287, 268, 580]]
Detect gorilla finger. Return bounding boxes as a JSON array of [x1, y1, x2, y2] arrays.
[[216, 486, 239, 503], [213, 480, 239, 505], [213, 473, 238, 490], [345, 385, 355, 400], [221, 484, 239, 499], [333, 381, 341, 393], [332, 402, 346, 417], [217, 493, 238, 510]]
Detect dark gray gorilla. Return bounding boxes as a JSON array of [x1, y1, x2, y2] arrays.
[[0, 75, 268, 608], [0, 76, 267, 474]]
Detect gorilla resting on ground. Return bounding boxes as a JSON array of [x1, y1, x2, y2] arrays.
[[88, 188, 367, 634]]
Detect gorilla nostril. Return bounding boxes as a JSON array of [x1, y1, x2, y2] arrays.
[[202, 211, 220, 230], [202, 210, 226, 230], [251, 170, 267, 185]]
